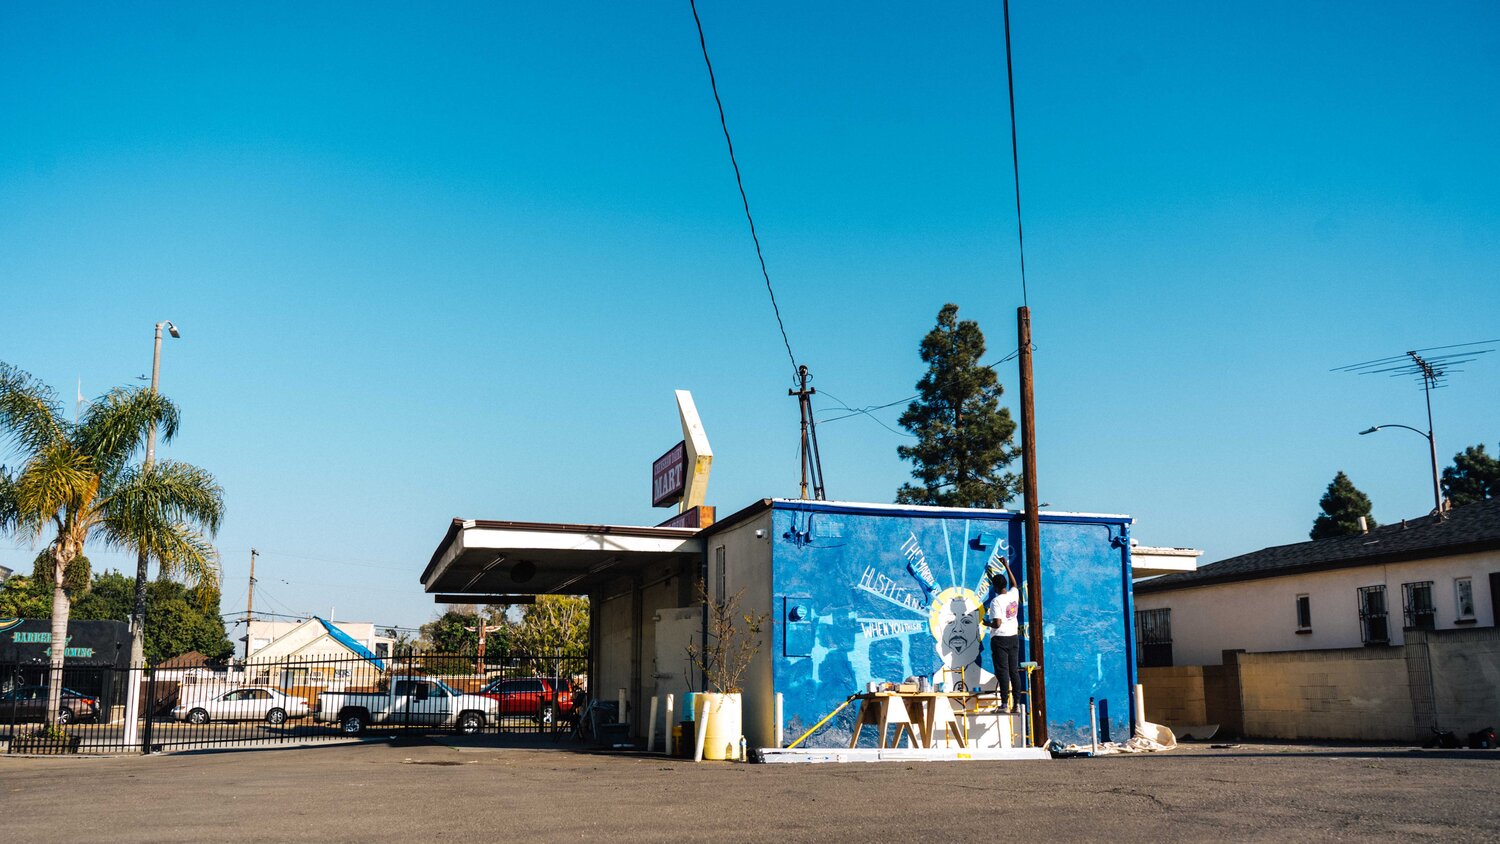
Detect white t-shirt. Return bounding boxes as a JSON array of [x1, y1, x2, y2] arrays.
[[985, 587, 1020, 637]]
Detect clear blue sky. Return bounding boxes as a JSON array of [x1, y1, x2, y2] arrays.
[[3, 2, 1496, 631]]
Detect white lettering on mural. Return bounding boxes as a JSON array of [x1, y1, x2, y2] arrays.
[[857, 617, 926, 640], [858, 566, 924, 612], [899, 532, 938, 594]]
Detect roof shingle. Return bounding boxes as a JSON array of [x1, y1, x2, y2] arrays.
[[1135, 498, 1500, 593]]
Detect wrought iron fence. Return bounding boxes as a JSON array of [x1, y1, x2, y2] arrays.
[[1, 649, 589, 755]]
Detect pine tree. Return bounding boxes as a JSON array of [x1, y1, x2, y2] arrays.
[[1310, 471, 1377, 540], [896, 303, 1019, 507], [1441, 443, 1500, 508]]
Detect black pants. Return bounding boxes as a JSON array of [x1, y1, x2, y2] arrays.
[[991, 634, 1021, 701]]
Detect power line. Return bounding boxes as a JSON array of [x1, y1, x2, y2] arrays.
[[1002, 0, 1030, 308], [688, 0, 799, 377], [814, 348, 1026, 434]]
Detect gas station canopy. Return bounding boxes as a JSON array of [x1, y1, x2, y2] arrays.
[[420, 518, 704, 601]]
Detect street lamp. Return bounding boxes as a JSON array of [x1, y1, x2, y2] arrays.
[[124, 320, 180, 743], [1359, 423, 1442, 516]]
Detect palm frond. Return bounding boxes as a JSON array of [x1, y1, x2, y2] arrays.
[[129, 521, 220, 590], [76, 387, 180, 474], [104, 460, 225, 537], [0, 363, 67, 457], [12, 446, 95, 537], [0, 467, 19, 535]]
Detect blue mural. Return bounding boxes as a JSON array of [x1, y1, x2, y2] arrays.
[[769, 501, 1134, 748]]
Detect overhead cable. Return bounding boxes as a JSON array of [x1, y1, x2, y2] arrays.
[[688, 0, 799, 377]]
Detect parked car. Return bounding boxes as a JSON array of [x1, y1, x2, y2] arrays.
[[0, 685, 101, 724], [478, 677, 577, 726], [314, 676, 495, 735], [172, 686, 310, 725]]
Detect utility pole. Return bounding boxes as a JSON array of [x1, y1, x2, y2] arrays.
[[124, 320, 178, 747], [1411, 352, 1445, 516], [788, 365, 826, 500], [245, 549, 258, 660], [1017, 306, 1046, 744], [465, 610, 506, 676]]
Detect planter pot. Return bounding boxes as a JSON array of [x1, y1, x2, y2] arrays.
[[12, 734, 81, 755], [693, 693, 742, 761]]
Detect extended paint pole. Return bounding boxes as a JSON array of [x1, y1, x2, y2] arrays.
[[1017, 306, 1047, 745]]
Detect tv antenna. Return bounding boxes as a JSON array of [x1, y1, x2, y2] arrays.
[[1333, 339, 1497, 515]]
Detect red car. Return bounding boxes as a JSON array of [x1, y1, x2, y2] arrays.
[[478, 677, 576, 726]]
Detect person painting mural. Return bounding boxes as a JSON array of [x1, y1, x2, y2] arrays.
[[983, 563, 1022, 713]]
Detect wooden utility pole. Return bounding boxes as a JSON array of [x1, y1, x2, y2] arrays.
[[245, 548, 257, 660], [788, 365, 826, 500], [1017, 306, 1047, 744], [465, 611, 505, 675]]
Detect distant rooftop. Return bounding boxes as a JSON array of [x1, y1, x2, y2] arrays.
[[1136, 498, 1500, 593]]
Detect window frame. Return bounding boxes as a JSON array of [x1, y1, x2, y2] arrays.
[[1402, 580, 1436, 631], [1358, 585, 1390, 645], [1295, 594, 1312, 632], [1134, 607, 1173, 668], [1455, 577, 1476, 621]]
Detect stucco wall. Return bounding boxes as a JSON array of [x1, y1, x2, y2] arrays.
[[704, 510, 774, 747], [1135, 549, 1499, 666]]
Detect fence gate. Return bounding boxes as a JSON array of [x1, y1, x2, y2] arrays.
[[3, 649, 589, 754]]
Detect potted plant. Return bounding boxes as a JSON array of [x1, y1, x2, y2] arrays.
[[687, 580, 767, 761], [11, 724, 81, 755]]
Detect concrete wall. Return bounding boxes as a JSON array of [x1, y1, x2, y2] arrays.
[[592, 557, 697, 737], [1140, 666, 1208, 726], [593, 575, 635, 728], [1411, 627, 1500, 737], [1140, 628, 1500, 742], [1135, 549, 1500, 665], [1237, 647, 1413, 741]]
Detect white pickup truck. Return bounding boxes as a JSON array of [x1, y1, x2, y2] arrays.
[[315, 676, 496, 735]]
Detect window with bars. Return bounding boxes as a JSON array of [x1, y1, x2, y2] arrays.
[[1403, 581, 1436, 630], [1134, 608, 1173, 667], [1358, 585, 1389, 644]]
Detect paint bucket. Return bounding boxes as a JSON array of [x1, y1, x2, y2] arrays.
[[682, 692, 697, 720], [693, 693, 742, 761]]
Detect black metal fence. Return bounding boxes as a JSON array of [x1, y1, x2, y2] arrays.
[[1, 649, 589, 755]]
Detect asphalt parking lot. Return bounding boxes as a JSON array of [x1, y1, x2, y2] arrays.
[[3, 738, 1497, 842]]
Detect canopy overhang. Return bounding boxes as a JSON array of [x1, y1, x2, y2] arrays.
[[421, 518, 704, 599]]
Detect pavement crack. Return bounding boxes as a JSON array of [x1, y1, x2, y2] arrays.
[[1098, 786, 1169, 810]]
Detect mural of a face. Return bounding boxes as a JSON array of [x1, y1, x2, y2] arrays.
[[928, 587, 983, 670]]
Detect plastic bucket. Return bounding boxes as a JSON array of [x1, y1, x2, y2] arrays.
[[693, 693, 742, 761]]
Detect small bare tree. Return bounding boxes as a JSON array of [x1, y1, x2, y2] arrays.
[[687, 580, 768, 694]]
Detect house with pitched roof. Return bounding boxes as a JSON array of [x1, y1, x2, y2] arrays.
[[1133, 499, 1500, 741], [1134, 499, 1499, 667]]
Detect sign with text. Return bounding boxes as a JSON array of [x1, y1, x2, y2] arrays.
[[657, 505, 716, 529], [652, 441, 687, 507]]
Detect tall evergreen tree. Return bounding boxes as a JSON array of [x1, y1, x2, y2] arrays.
[[896, 303, 1019, 508], [1310, 471, 1378, 540], [1441, 443, 1500, 508]]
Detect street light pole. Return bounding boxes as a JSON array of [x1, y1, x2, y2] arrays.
[[1359, 422, 1442, 515], [124, 320, 179, 744]]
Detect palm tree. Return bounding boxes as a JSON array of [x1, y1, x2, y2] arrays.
[[0, 363, 224, 725]]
